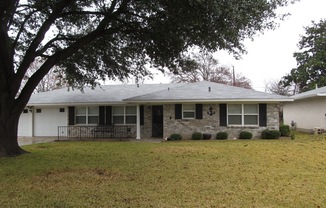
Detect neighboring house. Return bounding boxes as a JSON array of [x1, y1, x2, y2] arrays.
[[18, 81, 292, 139], [283, 86, 326, 132]]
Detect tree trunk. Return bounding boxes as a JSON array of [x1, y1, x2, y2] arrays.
[[0, 107, 27, 157]]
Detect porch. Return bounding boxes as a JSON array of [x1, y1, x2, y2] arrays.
[[57, 125, 135, 140]]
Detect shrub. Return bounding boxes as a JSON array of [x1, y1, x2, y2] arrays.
[[239, 131, 252, 139], [279, 125, 290, 137], [168, 133, 182, 141], [291, 133, 295, 140], [216, 132, 228, 140], [262, 129, 281, 139], [192, 132, 203, 140], [203, 133, 212, 140]]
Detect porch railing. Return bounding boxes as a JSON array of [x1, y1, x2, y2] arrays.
[[58, 125, 133, 140]]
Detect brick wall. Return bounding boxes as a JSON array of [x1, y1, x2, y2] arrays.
[[162, 103, 280, 140]]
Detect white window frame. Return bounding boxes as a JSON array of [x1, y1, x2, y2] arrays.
[[112, 106, 137, 125], [182, 104, 195, 119], [75, 106, 99, 125], [227, 104, 259, 126]]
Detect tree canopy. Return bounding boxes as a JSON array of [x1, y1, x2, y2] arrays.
[[0, 0, 295, 156], [281, 19, 326, 92], [170, 53, 252, 89]]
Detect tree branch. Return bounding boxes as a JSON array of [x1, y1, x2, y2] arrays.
[[36, 36, 76, 56], [0, 1, 18, 91], [13, 0, 74, 96], [12, 10, 38, 51], [16, 0, 131, 107], [61, 10, 106, 16], [0, 0, 18, 29]]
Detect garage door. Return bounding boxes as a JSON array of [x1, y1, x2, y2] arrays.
[[34, 107, 67, 136]]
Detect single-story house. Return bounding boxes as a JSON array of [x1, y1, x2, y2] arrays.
[[283, 86, 326, 133], [18, 81, 292, 140]]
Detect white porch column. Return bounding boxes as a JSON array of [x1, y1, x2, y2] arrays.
[[136, 104, 141, 140]]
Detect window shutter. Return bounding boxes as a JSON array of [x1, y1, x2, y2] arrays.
[[195, 104, 203, 119], [175, 104, 182, 119], [219, 104, 227, 126], [140, 105, 144, 125], [99, 106, 105, 125], [105, 106, 112, 125], [259, 104, 267, 127], [68, 106, 75, 125]]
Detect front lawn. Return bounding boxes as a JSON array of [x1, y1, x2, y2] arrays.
[[1, 133, 326, 207]]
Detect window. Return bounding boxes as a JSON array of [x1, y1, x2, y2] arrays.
[[227, 104, 258, 126], [182, 104, 195, 119], [112, 106, 137, 124], [36, 109, 42, 113], [23, 109, 28, 113], [59, 108, 65, 112], [75, 106, 99, 125]]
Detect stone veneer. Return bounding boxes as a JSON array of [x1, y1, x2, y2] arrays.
[[140, 105, 153, 138], [61, 103, 280, 140], [162, 103, 280, 140]]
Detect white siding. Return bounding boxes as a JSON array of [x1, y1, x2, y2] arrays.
[[18, 110, 33, 137], [34, 107, 67, 136], [283, 97, 326, 130]]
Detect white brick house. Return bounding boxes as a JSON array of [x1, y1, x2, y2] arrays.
[[18, 81, 292, 139]]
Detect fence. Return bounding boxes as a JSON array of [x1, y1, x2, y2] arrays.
[[58, 125, 134, 140]]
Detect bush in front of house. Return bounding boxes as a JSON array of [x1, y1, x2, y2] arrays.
[[291, 133, 295, 140], [192, 132, 203, 140], [168, 133, 182, 141], [279, 125, 290, 137], [203, 133, 212, 140], [261, 129, 281, 139], [216, 132, 228, 140], [239, 131, 253, 139]]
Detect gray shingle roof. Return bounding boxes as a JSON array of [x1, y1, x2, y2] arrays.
[[292, 86, 326, 100], [28, 83, 185, 105], [28, 81, 292, 106], [124, 81, 292, 103]]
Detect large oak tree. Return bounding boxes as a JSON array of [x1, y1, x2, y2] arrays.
[[0, 0, 294, 156]]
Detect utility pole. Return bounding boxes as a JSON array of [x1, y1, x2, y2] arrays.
[[232, 66, 236, 86]]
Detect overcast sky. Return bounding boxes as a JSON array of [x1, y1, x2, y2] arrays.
[[142, 0, 326, 92]]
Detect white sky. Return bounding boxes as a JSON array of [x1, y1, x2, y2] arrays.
[[143, 0, 326, 92]]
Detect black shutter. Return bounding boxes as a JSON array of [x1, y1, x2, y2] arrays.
[[259, 104, 267, 127], [99, 106, 105, 125], [106, 106, 112, 125], [219, 104, 227, 126], [195, 104, 203, 119], [68, 106, 75, 125], [175, 104, 182, 119], [140, 105, 144, 125]]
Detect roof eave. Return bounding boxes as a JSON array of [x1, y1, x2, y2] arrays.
[[123, 98, 293, 104], [27, 101, 126, 107]]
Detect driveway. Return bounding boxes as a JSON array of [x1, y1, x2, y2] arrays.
[[18, 137, 57, 146]]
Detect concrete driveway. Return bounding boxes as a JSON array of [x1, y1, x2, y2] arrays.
[[18, 137, 57, 146]]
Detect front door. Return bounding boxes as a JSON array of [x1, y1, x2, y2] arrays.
[[152, 105, 163, 137]]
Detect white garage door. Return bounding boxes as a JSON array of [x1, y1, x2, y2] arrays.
[[34, 107, 67, 136], [18, 110, 33, 137]]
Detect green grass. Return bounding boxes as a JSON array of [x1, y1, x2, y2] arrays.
[[1, 132, 326, 207]]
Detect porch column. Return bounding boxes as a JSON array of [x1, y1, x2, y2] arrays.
[[136, 104, 141, 140]]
